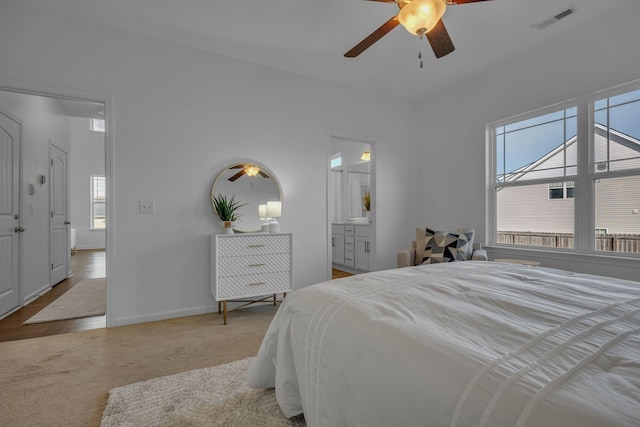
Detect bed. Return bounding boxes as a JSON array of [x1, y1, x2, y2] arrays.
[[247, 261, 640, 426]]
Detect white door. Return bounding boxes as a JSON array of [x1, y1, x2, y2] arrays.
[[50, 144, 68, 286], [0, 112, 21, 316]]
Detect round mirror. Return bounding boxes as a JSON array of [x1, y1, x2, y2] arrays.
[[211, 161, 282, 233]]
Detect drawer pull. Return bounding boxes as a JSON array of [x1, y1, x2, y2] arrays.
[[249, 282, 266, 286], [248, 263, 266, 267], [248, 244, 265, 248]]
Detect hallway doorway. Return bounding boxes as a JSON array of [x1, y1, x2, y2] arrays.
[[0, 87, 110, 325]]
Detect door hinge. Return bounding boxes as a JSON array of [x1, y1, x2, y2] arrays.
[[51, 211, 54, 218], [51, 264, 54, 270]]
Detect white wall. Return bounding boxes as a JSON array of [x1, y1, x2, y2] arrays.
[[0, 91, 71, 302], [69, 116, 105, 250], [0, 2, 419, 326], [415, 1, 640, 281]]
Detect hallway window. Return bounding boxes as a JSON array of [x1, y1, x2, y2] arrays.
[[91, 175, 106, 230], [90, 118, 105, 133]]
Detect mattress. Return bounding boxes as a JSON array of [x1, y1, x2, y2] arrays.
[[247, 262, 640, 426]]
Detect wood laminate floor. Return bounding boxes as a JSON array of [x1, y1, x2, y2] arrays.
[[0, 249, 106, 342], [332, 268, 354, 280]]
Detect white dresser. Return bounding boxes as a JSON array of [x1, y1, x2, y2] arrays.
[[211, 233, 293, 324]]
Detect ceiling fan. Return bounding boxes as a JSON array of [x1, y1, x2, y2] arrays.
[[228, 164, 270, 182], [344, 0, 492, 59]]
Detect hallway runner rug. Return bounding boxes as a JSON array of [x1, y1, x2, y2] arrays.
[[24, 278, 106, 324]]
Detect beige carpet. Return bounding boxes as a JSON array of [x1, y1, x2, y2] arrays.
[[24, 278, 106, 324], [101, 357, 305, 426], [1, 305, 277, 426]]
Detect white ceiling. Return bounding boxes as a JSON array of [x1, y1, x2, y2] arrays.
[[18, 0, 632, 101]]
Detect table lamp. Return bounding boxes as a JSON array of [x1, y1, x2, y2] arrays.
[[266, 201, 281, 233]]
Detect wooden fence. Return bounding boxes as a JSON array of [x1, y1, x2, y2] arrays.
[[497, 231, 640, 254]]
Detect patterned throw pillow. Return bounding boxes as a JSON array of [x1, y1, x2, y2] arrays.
[[415, 227, 474, 265]]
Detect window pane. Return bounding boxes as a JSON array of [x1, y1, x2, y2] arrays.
[[609, 88, 640, 107], [504, 111, 564, 133], [594, 98, 608, 111], [549, 188, 564, 199], [496, 108, 576, 183], [497, 184, 574, 249], [595, 176, 640, 254], [593, 92, 640, 173], [91, 175, 106, 230], [496, 133, 505, 178], [90, 118, 105, 133]]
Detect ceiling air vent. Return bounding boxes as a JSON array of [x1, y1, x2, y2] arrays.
[[533, 6, 576, 30]]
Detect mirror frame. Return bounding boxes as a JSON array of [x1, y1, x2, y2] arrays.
[[211, 160, 282, 233]]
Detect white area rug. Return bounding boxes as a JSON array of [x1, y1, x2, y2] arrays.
[[24, 278, 106, 324], [101, 357, 305, 426]]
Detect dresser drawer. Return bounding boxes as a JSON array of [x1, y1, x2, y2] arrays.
[[218, 253, 290, 278], [217, 271, 292, 300], [217, 234, 291, 257]]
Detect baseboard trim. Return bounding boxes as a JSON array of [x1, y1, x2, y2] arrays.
[[108, 304, 217, 327], [22, 283, 52, 306], [74, 246, 106, 251]]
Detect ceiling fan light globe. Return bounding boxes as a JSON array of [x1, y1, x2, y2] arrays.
[[244, 164, 260, 177], [398, 0, 446, 36]]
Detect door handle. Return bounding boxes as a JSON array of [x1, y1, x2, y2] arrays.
[[15, 227, 25, 233], [64, 221, 71, 225]]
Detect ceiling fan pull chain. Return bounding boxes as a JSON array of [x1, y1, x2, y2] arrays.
[[418, 37, 423, 69]]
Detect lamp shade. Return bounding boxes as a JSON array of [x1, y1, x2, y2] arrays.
[[397, 0, 446, 36], [258, 204, 267, 219], [266, 201, 282, 218]]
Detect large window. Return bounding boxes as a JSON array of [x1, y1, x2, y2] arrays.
[[490, 81, 640, 255], [91, 175, 106, 230]]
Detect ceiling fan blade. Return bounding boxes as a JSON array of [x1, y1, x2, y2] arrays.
[[426, 19, 455, 58], [258, 170, 270, 178], [447, 0, 492, 4], [228, 170, 246, 182], [229, 165, 244, 169], [344, 16, 400, 58]]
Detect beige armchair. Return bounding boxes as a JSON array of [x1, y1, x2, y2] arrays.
[[397, 227, 488, 268]]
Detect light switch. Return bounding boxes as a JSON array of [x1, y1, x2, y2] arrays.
[[139, 200, 155, 214]]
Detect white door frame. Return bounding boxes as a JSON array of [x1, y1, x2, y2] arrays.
[[0, 80, 114, 326], [326, 132, 377, 280]]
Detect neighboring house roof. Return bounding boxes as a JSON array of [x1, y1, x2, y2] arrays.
[[503, 124, 640, 182]]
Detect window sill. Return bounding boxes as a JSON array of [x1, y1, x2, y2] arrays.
[[485, 244, 640, 281]]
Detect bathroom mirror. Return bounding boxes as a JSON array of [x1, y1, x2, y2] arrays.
[[211, 161, 282, 232]]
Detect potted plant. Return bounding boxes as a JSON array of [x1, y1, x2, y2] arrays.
[[362, 190, 371, 221], [212, 193, 247, 233]]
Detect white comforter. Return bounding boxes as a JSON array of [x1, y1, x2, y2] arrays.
[[247, 262, 640, 427]]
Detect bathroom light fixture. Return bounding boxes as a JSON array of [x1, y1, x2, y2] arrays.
[[361, 150, 371, 161]]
